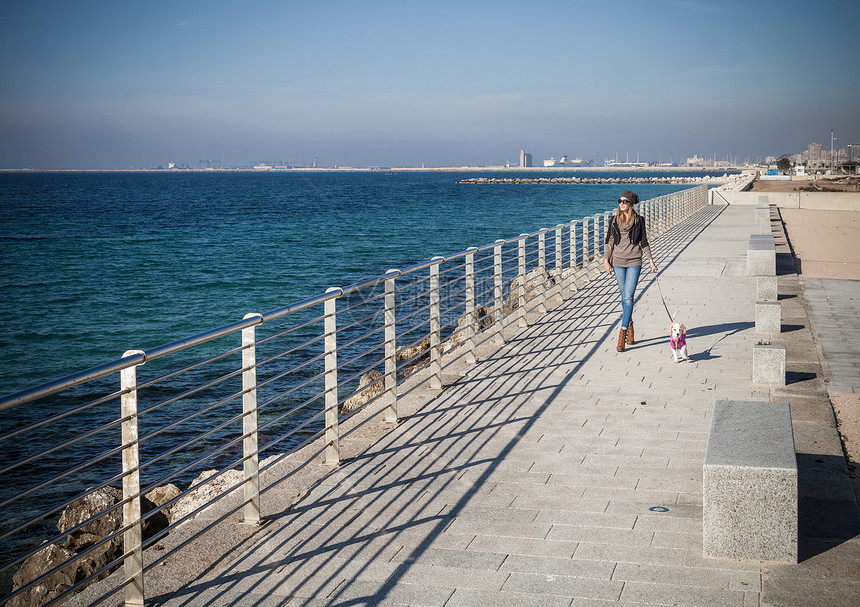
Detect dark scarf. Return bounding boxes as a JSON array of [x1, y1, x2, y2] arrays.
[[606, 213, 648, 247]]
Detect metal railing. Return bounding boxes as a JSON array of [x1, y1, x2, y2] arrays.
[[0, 185, 708, 606]]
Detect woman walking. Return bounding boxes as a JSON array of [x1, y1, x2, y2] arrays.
[[603, 191, 658, 352]]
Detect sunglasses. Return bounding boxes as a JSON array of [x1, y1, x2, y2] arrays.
[[617, 199, 631, 205]]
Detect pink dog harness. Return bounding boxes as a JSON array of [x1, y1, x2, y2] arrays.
[[670, 334, 686, 350]]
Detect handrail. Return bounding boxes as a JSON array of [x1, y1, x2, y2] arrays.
[[0, 185, 709, 607]]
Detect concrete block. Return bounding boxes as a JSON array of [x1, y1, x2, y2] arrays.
[[747, 234, 776, 276], [757, 274, 778, 301], [755, 201, 770, 223], [703, 400, 797, 562], [753, 343, 786, 385], [755, 301, 781, 333]]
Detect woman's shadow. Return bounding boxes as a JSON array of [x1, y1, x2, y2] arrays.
[[633, 321, 754, 362]]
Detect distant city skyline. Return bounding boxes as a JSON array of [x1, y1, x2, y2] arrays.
[[1, 1, 858, 170]]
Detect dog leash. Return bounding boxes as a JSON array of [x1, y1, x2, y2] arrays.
[[653, 273, 675, 323]]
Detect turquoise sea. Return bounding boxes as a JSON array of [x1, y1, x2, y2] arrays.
[[0, 170, 727, 398]]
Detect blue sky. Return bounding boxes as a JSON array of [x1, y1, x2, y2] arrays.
[[1, 0, 857, 168]]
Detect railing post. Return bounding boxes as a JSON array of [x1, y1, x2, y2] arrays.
[[640, 202, 651, 237], [120, 350, 145, 607], [429, 257, 443, 389], [241, 314, 261, 525], [670, 196, 675, 228], [493, 239, 505, 345], [582, 216, 590, 263], [592, 214, 601, 260], [517, 234, 527, 327], [661, 198, 667, 234], [465, 248, 477, 365], [324, 287, 340, 465], [569, 221, 578, 293], [384, 270, 398, 422], [538, 229, 547, 315], [554, 225, 563, 300]]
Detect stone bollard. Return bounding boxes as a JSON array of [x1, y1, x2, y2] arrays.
[[753, 343, 786, 385], [756, 198, 771, 234], [755, 301, 781, 334], [703, 400, 797, 562], [747, 234, 775, 276], [757, 274, 778, 302]]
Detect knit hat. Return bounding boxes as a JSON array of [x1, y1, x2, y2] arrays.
[[619, 190, 639, 205]]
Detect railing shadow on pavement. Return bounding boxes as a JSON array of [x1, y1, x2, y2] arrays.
[[151, 203, 732, 607]]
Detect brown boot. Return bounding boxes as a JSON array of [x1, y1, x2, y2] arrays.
[[616, 328, 627, 352], [626, 321, 635, 345]]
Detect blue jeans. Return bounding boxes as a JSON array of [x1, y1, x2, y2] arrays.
[[613, 265, 641, 330]]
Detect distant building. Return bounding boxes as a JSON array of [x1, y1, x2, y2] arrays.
[[848, 143, 860, 162], [519, 150, 533, 168], [808, 143, 822, 167]]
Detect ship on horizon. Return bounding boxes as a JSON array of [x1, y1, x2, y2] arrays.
[[604, 153, 648, 168], [543, 155, 582, 167]]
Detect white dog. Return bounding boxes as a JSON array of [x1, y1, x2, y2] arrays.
[[669, 322, 689, 363]]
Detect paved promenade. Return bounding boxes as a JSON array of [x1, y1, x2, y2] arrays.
[[148, 204, 859, 606]]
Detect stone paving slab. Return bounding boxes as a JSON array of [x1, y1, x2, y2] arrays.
[[146, 205, 860, 607], [800, 278, 860, 394]]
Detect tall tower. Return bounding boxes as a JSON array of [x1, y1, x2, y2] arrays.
[[519, 150, 532, 168], [808, 143, 822, 168]]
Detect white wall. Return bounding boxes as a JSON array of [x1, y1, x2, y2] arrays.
[[711, 190, 860, 210]]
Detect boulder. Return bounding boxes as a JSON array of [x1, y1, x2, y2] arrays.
[[396, 336, 430, 364], [11, 487, 168, 607], [8, 543, 78, 607], [170, 469, 244, 524], [397, 336, 431, 379], [342, 370, 384, 414], [442, 306, 493, 352], [57, 486, 123, 550], [57, 486, 168, 550], [507, 267, 556, 310], [145, 483, 182, 524]]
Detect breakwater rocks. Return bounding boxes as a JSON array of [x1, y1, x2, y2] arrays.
[[458, 175, 731, 185]]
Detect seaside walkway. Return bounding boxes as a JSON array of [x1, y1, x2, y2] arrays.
[[100, 204, 860, 606]]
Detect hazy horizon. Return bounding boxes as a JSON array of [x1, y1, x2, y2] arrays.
[[2, 1, 858, 170]]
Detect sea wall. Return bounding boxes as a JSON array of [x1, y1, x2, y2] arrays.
[[712, 190, 860, 210]]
